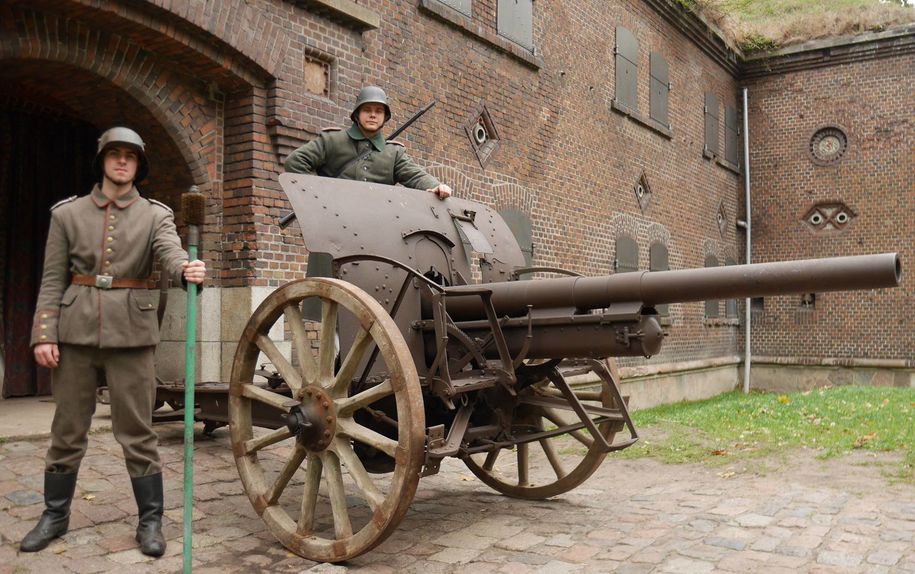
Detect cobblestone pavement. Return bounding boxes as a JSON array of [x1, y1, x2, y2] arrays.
[[2, 423, 914, 573]]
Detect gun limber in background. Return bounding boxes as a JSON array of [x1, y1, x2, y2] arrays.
[[278, 100, 437, 229]]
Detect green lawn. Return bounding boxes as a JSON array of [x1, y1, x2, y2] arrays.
[[618, 386, 915, 481]]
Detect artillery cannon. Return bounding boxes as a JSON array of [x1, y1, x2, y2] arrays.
[[225, 174, 901, 562]]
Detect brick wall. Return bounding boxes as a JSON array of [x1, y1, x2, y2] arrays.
[[2, 0, 909, 383], [744, 46, 914, 361]]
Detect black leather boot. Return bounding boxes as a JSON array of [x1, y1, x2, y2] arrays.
[[130, 473, 166, 557], [20, 472, 78, 552]]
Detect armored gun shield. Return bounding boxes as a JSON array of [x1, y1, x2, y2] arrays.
[[281, 173, 527, 376]]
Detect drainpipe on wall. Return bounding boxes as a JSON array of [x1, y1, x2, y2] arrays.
[[741, 87, 752, 394]]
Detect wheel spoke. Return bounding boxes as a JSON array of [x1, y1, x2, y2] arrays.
[[297, 453, 323, 535], [483, 449, 499, 472], [330, 326, 374, 397], [517, 443, 530, 487], [243, 427, 293, 455], [539, 438, 567, 480], [335, 380, 393, 417], [337, 418, 398, 458], [267, 444, 308, 505], [256, 334, 303, 392], [318, 300, 339, 380], [284, 304, 318, 385], [332, 437, 385, 510], [240, 384, 300, 411], [321, 451, 353, 539], [543, 407, 595, 448]]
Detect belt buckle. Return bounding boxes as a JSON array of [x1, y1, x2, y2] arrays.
[[95, 275, 114, 289]]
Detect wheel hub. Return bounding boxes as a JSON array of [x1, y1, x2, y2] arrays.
[[285, 386, 336, 451]]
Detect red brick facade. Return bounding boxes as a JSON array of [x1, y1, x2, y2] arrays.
[[0, 0, 911, 396], [744, 39, 914, 364]]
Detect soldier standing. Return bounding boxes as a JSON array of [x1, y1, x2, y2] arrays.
[[20, 127, 206, 557], [284, 85, 453, 199]]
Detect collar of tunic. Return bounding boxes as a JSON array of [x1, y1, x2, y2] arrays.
[[346, 124, 386, 151], [90, 184, 141, 209]]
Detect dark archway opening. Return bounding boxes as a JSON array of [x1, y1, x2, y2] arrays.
[[0, 60, 193, 397]]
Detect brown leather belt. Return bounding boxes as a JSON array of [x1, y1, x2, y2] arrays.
[[72, 274, 151, 289]]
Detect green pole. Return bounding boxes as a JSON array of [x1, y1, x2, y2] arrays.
[[183, 225, 200, 573]]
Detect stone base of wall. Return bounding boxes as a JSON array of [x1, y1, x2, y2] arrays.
[[747, 359, 915, 393], [568, 357, 741, 411], [155, 286, 289, 384], [620, 362, 740, 411]]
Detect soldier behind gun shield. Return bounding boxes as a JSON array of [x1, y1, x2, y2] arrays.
[[284, 85, 453, 199], [21, 127, 206, 557]]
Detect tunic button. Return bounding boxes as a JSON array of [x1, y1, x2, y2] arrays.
[[41, 325, 47, 330], [106, 248, 113, 254], [108, 225, 114, 231], [40, 314, 48, 319], [40, 335, 47, 341], [107, 236, 114, 242], [109, 215, 116, 221], [363, 166, 368, 170], [105, 260, 112, 265]]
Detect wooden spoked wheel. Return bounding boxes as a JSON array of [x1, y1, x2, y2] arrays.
[[464, 367, 619, 500], [229, 278, 425, 562]]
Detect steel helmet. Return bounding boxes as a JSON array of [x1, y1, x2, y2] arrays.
[[350, 86, 391, 123], [93, 126, 149, 183]]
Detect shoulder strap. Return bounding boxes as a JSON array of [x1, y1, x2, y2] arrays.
[[50, 195, 77, 211], [147, 198, 174, 213]]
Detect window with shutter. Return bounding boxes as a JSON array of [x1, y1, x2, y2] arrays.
[[704, 254, 719, 318], [497, 0, 533, 51], [724, 104, 739, 166], [614, 236, 639, 274], [500, 208, 534, 279], [704, 92, 719, 159], [438, 0, 472, 16], [725, 257, 738, 318], [614, 27, 639, 114], [649, 242, 670, 317], [649, 52, 670, 128]]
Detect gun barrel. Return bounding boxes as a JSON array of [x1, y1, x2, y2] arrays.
[[445, 253, 901, 321]]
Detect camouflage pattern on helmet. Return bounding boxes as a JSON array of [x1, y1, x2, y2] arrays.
[[350, 86, 392, 123], [93, 127, 149, 183]]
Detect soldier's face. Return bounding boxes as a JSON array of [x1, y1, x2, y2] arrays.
[[357, 103, 386, 136], [103, 146, 139, 185]]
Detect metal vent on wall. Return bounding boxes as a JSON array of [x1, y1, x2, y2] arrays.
[[634, 171, 652, 213], [802, 202, 857, 232], [809, 126, 848, 165], [464, 104, 500, 168]]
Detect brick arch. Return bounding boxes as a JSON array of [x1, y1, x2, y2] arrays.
[[0, 8, 221, 189], [0, 60, 194, 209]]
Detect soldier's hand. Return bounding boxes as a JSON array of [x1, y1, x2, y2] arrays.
[[182, 260, 206, 285], [34, 343, 60, 369], [427, 184, 452, 200]]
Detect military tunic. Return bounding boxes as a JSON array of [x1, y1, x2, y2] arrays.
[[31, 185, 189, 477], [284, 124, 441, 189]]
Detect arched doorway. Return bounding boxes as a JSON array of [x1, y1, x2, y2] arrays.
[[0, 60, 193, 397]]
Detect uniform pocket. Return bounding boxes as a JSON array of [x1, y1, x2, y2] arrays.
[[130, 290, 157, 312], [60, 285, 80, 306]]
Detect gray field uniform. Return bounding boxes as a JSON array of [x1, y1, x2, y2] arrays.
[[32, 185, 188, 477]]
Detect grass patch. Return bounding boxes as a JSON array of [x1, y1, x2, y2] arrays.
[[618, 386, 915, 480], [680, 0, 915, 52]]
